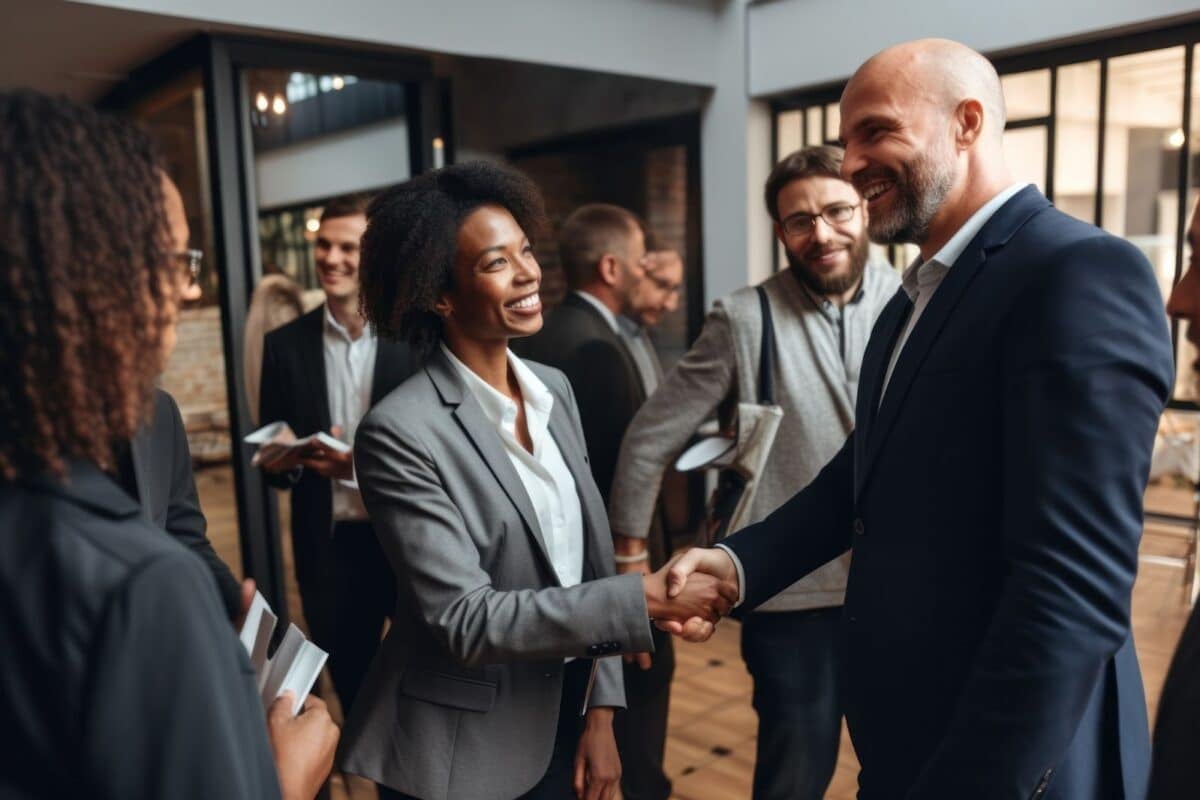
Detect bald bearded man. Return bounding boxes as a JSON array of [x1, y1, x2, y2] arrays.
[[664, 39, 1172, 799]]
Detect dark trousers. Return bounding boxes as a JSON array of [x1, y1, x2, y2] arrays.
[[379, 659, 591, 800], [740, 606, 843, 800], [614, 626, 675, 800], [326, 520, 395, 715]]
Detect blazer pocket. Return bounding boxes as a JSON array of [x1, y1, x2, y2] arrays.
[[400, 668, 497, 713]]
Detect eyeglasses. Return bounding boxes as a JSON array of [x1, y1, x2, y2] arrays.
[[780, 203, 860, 239], [175, 248, 203, 288]]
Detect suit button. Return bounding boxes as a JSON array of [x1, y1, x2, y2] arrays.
[[853, 518, 865, 536]]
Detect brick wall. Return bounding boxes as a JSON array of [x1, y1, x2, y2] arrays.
[[159, 306, 232, 464]]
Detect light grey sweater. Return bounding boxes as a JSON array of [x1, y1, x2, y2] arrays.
[[609, 261, 900, 612]]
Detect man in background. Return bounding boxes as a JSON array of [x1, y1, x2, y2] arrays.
[[517, 203, 676, 800], [610, 146, 897, 799], [259, 194, 416, 716]]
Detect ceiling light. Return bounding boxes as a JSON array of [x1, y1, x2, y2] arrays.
[[255, 92, 269, 113], [331, 75, 345, 91], [1167, 128, 1186, 149], [272, 94, 286, 115], [305, 218, 320, 233]]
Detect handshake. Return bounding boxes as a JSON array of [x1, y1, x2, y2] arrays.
[[640, 547, 741, 643]]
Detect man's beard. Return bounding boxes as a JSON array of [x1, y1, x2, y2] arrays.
[[861, 147, 956, 246], [786, 232, 870, 296]]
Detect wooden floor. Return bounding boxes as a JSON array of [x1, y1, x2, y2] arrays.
[[197, 470, 1197, 799]]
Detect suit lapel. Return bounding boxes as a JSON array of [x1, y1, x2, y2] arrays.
[[426, 351, 558, 580], [856, 186, 1051, 498], [546, 394, 606, 581], [853, 290, 912, 498], [302, 307, 332, 431], [129, 423, 154, 522]]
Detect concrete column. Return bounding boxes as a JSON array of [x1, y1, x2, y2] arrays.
[[700, 0, 774, 308]]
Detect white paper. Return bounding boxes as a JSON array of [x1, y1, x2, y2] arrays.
[[244, 421, 350, 466], [236, 591, 327, 717]]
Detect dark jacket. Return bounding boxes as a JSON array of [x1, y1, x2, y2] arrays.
[[722, 188, 1173, 799], [134, 388, 241, 618], [259, 306, 415, 638], [0, 461, 279, 799], [1148, 603, 1200, 798], [517, 292, 646, 506]]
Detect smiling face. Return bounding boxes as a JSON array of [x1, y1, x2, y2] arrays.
[[438, 203, 543, 346], [314, 213, 367, 303], [838, 69, 958, 246], [774, 174, 870, 295]]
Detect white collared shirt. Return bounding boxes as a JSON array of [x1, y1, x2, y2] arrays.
[[880, 183, 1026, 400], [323, 307, 377, 521], [574, 290, 621, 334], [441, 344, 585, 589]]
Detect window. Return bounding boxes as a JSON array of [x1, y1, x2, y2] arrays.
[[771, 24, 1200, 407]]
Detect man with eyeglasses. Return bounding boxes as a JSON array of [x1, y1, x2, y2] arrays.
[[608, 145, 898, 800]]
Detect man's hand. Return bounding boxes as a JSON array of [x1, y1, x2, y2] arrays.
[[652, 548, 740, 643], [573, 708, 621, 800], [267, 692, 339, 800], [300, 425, 355, 481], [614, 533, 652, 670], [642, 555, 737, 643], [258, 427, 304, 474]]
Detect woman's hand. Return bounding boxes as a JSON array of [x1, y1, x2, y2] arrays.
[[573, 708, 621, 800]]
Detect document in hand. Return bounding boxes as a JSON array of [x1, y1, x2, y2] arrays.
[[244, 421, 350, 467], [239, 591, 328, 715]]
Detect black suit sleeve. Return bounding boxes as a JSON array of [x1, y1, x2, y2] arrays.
[[722, 432, 856, 611], [258, 332, 300, 490], [563, 338, 643, 505], [906, 237, 1174, 797], [161, 394, 241, 619], [80, 551, 281, 799]]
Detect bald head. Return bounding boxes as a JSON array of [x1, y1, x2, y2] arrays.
[[850, 39, 1006, 142], [838, 38, 1013, 254]]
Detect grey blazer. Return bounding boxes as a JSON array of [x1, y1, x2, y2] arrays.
[[339, 348, 654, 800]]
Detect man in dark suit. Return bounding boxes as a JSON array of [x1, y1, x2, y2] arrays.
[[666, 39, 1173, 799], [121, 388, 243, 620], [259, 195, 416, 714], [1149, 199, 1200, 799], [517, 203, 675, 800]]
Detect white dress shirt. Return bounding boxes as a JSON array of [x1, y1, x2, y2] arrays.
[[719, 184, 1027, 604], [441, 344, 585, 589], [880, 183, 1026, 401], [324, 307, 377, 522]]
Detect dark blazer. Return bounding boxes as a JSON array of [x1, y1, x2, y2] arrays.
[[1148, 603, 1200, 798], [133, 388, 241, 619], [722, 187, 1173, 799], [339, 349, 653, 800], [259, 306, 415, 636], [516, 292, 645, 505], [0, 461, 279, 799]]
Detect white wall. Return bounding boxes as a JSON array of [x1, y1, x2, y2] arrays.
[[748, 0, 1200, 97], [79, 0, 722, 87], [255, 118, 410, 209]]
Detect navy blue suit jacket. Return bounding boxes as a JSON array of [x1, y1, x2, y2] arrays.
[[723, 187, 1173, 799]]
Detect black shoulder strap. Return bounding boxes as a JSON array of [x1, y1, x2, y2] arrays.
[[756, 286, 776, 405]]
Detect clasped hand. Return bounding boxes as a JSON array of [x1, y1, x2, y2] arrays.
[[642, 548, 739, 640], [644, 548, 740, 643]]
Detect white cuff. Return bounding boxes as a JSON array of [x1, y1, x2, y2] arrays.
[[713, 543, 746, 608]]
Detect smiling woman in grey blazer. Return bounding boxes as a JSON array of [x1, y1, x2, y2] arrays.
[[337, 162, 735, 800]]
